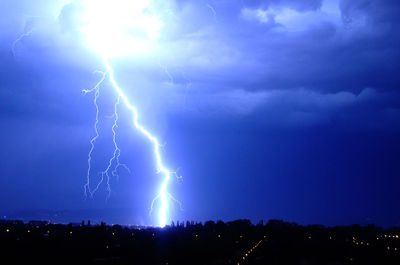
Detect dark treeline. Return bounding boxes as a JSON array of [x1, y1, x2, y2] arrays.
[[0, 219, 399, 264]]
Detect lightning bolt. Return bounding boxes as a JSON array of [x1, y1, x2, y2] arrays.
[[11, 28, 34, 57], [82, 71, 106, 199], [99, 96, 130, 200], [206, 4, 217, 22], [180, 71, 193, 114], [102, 57, 179, 227], [83, 72, 130, 200], [79, 0, 181, 227], [158, 61, 174, 85], [10, 0, 181, 228]]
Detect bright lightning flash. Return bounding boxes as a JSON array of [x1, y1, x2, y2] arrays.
[[81, 0, 178, 227], [81, 0, 161, 57]]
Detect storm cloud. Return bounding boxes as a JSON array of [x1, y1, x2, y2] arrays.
[[0, 0, 399, 226]]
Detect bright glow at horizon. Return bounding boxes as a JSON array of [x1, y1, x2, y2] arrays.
[[81, 0, 175, 227], [81, 0, 162, 57]]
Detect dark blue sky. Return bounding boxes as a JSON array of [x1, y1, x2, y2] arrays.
[[0, 0, 399, 227]]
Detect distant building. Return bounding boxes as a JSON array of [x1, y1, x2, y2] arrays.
[[28, 220, 49, 227], [0, 220, 24, 225]]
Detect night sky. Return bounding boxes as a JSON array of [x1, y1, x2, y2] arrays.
[[0, 0, 399, 227]]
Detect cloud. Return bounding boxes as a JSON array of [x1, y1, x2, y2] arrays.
[[244, 0, 323, 12], [182, 87, 400, 128], [0, 0, 398, 130], [241, 0, 342, 32]]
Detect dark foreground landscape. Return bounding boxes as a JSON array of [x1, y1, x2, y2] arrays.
[[1, 219, 399, 265]]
